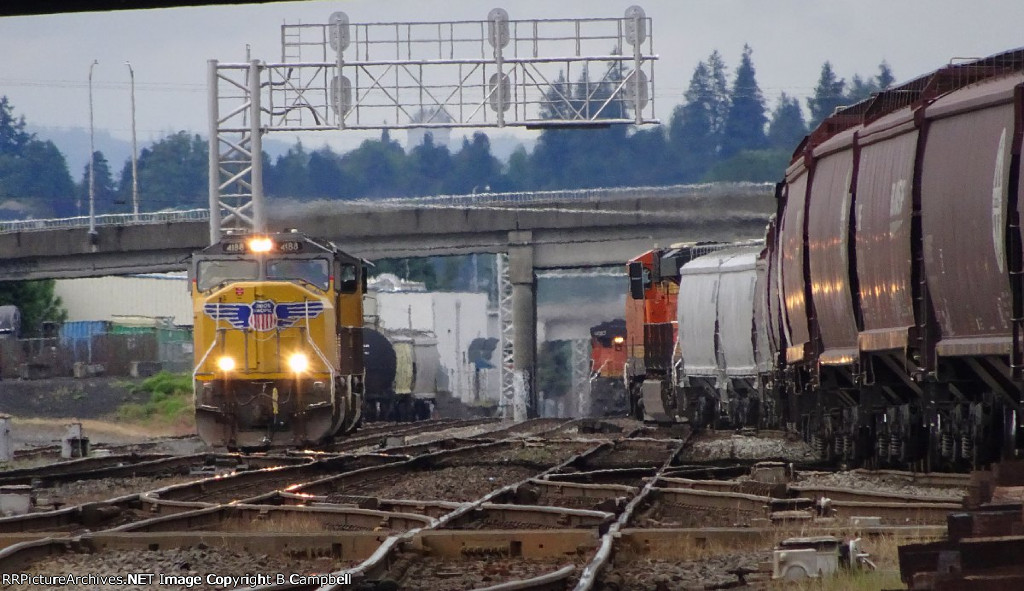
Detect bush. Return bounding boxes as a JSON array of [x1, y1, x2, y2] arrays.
[[116, 372, 193, 427], [133, 372, 192, 397]]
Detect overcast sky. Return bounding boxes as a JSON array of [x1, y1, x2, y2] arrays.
[[1, 0, 1022, 153]]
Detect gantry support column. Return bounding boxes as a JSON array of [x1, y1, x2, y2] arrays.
[[508, 231, 537, 421]]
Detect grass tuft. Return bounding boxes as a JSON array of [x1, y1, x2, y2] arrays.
[[115, 372, 194, 430]]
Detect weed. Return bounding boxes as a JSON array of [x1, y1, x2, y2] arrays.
[[132, 372, 192, 396], [114, 372, 194, 430]]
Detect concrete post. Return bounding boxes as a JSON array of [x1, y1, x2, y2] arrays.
[[0, 415, 11, 463], [508, 231, 536, 421], [249, 60, 266, 234], [571, 338, 592, 418], [61, 422, 89, 459], [207, 59, 222, 244]]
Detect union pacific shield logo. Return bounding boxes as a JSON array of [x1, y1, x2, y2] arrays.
[[251, 299, 277, 331], [204, 300, 325, 331]]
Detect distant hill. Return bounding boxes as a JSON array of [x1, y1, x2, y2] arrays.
[[28, 125, 133, 179]]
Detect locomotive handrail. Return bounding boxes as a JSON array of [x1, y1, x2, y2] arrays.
[[301, 301, 336, 386], [192, 327, 223, 381]]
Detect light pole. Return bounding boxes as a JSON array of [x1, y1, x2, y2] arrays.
[[125, 61, 139, 219], [88, 60, 98, 242]]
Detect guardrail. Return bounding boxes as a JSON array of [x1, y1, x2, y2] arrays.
[[0, 209, 209, 234], [0, 182, 775, 234], [292, 182, 775, 211]]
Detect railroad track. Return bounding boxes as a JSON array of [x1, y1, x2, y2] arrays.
[[316, 417, 499, 453], [0, 421, 961, 590]]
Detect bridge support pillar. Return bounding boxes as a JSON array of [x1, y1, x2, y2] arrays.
[[508, 231, 537, 421]]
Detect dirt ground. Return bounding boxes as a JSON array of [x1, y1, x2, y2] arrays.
[[6, 417, 197, 450], [0, 376, 149, 419], [0, 377, 200, 451]]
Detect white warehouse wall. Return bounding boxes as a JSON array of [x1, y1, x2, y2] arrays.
[[54, 274, 192, 325]]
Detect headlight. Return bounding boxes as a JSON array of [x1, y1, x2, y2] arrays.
[[217, 356, 235, 372], [288, 352, 309, 373], [248, 236, 273, 253], [613, 336, 625, 344]]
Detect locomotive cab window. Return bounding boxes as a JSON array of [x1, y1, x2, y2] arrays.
[[267, 258, 330, 290], [628, 261, 649, 300], [196, 259, 259, 291], [338, 264, 358, 293]]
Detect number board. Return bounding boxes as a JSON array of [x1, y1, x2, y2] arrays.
[[222, 242, 247, 254], [278, 240, 304, 253]]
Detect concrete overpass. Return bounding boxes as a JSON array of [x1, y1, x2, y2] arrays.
[[0, 183, 775, 420], [0, 183, 774, 280]]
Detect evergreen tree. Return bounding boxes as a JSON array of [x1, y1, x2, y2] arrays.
[[308, 146, 345, 199], [707, 50, 731, 142], [405, 133, 452, 196], [134, 132, 207, 209], [504, 145, 532, 191], [876, 61, 896, 90], [0, 97, 30, 156], [623, 127, 671, 186], [704, 149, 792, 183], [448, 132, 501, 194], [807, 61, 846, 128], [668, 60, 718, 182], [0, 97, 75, 218], [266, 142, 311, 198], [77, 151, 117, 214], [539, 71, 578, 121], [1, 139, 75, 217], [844, 61, 897, 106], [339, 130, 406, 198], [722, 44, 767, 158], [0, 279, 67, 337], [846, 74, 878, 104], [767, 92, 807, 152]]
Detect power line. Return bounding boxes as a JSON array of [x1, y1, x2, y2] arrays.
[[0, 78, 205, 92]]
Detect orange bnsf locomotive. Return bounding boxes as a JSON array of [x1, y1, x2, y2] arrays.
[[588, 319, 628, 416], [190, 231, 365, 449]]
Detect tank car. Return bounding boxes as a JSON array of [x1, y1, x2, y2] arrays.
[[0, 306, 20, 338], [363, 327, 442, 422], [190, 231, 366, 449], [588, 319, 628, 416], [772, 48, 1024, 469]]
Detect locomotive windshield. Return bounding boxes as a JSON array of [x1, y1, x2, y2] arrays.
[[196, 260, 259, 291], [267, 258, 330, 290]]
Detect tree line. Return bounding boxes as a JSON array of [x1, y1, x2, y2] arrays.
[[0, 49, 894, 332], [2, 48, 894, 219]]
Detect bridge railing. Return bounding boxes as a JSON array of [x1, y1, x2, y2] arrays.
[[0, 182, 774, 234], [0, 209, 210, 234], [325, 182, 774, 210]]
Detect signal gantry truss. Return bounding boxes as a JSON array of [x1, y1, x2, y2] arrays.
[[207, 6, 656, 240]]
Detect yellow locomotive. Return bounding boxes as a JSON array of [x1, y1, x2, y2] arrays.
[[190, 231, 365, 449]]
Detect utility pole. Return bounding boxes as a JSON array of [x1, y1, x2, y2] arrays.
[[88, 60, 98, 244], [126, 61, 139, 219]]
